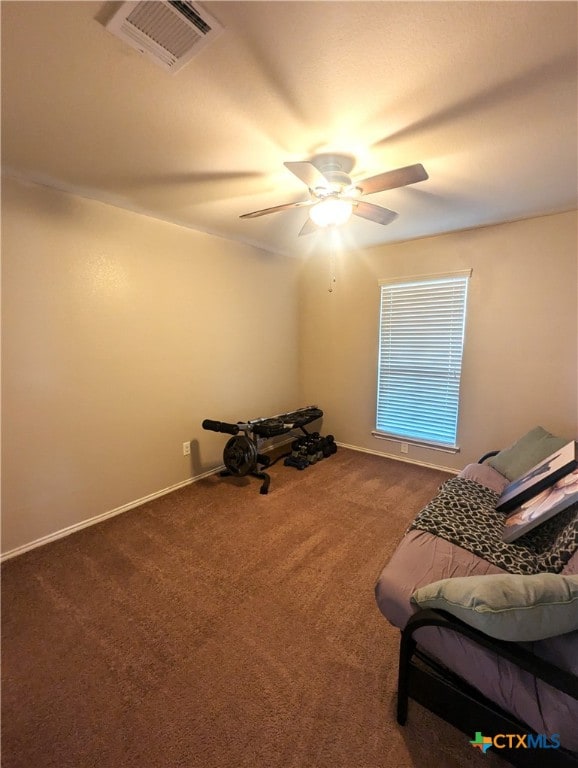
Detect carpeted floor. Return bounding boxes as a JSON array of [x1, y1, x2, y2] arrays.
[[2, 448, 503, 768]]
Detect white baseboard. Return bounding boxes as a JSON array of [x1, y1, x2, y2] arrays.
[[2, 443, 454, 562], [336, 441, 459, 475], [0, 465, 224, 563]]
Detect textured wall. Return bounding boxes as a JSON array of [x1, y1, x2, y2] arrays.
[[298, 211, 578, 470], [3, 176, 576, 555], [1, 177, 301, 554]]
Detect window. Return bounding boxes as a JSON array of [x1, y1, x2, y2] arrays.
[[374, 271, 471, 450]]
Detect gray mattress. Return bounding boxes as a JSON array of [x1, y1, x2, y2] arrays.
[[374, 463, 578, 753]]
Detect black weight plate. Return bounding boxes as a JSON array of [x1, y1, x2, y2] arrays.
[[223, 435, 258, 477]]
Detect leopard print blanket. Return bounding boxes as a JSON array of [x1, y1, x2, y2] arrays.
[[409, 477, 578, 575]]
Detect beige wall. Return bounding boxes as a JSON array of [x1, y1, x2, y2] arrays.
[[3, 178, 577, 557], [298, 211, 578, 470], [1, 177, 301, 555]]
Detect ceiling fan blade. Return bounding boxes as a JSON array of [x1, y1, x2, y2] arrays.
[[353, 201, 398, 226], [240, 200, 313, 219], [284, 161, 329, 189], [356, 163, 428, 196], [298, 217, 319, 237]]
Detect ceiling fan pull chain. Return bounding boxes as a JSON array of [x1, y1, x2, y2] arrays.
[[328, 251, 337, 293]]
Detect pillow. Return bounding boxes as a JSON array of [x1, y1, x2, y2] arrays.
[[411, 573, 578, 641], [459, 462, 509, 494], [488, 426, 568, 481]]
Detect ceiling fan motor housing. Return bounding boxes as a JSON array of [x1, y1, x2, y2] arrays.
[[312, 153, 355, 195], [316, 169, 351, 192]]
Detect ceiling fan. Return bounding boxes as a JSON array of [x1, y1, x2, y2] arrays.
[[239, 153, 428, 236]]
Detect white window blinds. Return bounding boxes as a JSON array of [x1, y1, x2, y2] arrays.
[[375, 271, 470, 449]]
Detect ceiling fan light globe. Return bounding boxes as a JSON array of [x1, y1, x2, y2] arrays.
[[309, 198, 353, 227]]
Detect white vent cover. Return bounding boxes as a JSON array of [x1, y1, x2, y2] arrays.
[[105, 1, 223, 73]]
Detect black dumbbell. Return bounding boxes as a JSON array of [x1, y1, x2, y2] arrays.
[[325, 435, 337, 456], [284, 455, 308, 470]]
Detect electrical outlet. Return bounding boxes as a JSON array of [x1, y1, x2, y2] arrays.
[[401, 442, 409, 454], [182, 441, 191, 456]]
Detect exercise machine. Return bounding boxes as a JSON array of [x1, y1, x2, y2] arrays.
[[202, 405, 323, 494]]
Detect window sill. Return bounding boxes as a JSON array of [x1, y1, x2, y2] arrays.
[[371, 430, 460, 454]]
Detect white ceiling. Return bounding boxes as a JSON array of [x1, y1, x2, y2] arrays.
[[2, 1, 577, 257]]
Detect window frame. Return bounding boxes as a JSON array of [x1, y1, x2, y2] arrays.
[[372, 270, 471, 452]]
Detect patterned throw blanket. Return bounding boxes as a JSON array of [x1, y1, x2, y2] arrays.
[[409, 477, 578, 575]]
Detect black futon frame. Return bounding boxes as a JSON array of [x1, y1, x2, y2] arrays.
[[397, 608, 578, 768]]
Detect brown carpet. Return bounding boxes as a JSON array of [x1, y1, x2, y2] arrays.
[[2, 448, 502, 768]]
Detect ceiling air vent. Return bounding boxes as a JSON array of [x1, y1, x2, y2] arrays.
[[105, 1, 223, 73]]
